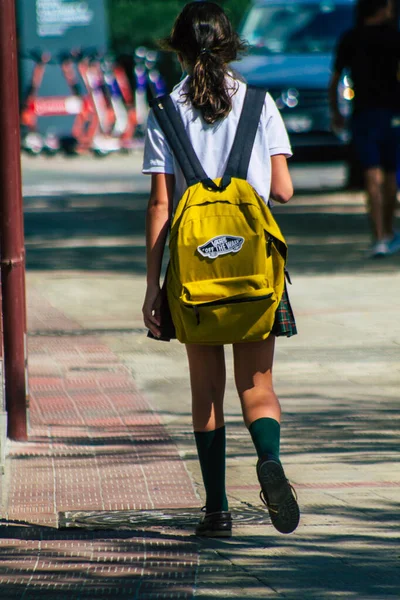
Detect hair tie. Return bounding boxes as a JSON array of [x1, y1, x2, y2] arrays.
[[199, 48, 211, 56]]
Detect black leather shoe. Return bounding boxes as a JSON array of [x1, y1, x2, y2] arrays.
[[195, 508, 232, 538], [257, 456, 300, 534]]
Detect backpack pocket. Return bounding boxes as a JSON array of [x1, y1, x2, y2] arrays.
[[178, 275, 277, 344]]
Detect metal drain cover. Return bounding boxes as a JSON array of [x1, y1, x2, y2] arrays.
[[59, 506, 269, 530]]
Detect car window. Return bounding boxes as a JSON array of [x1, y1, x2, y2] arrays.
[[241, 2, 354, 53]]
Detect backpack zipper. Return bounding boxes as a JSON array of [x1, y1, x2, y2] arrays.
[[187, 293, 274, 325]]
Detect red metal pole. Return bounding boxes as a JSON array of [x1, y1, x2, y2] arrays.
[[0, 0, 28, 441], [0, 279, 6, 463]]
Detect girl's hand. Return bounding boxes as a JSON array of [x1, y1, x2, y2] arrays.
[[142, 283, 162, 338]]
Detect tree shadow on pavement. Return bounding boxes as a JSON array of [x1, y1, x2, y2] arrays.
[[24, 193, 148, 274], [200, 506, 400, 598], [0, 501, 398, 599], [24, 192, 400, 275], [11, 384, 397, 466], [273, 198, 400, 275], [132, 373, 399, 466], [0, 521, 199, 599]]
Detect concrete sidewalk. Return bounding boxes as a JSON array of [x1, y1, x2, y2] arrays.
[[0, 169, 399, 598]]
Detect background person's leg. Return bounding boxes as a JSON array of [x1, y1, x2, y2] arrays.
[[351, 110, 391, 255], [364, 167, 386, 242], [186, 343, 228, 513], [382, 171, 398, 239]]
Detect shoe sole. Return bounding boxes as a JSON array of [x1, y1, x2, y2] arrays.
[[257, 459, 300, 534], [195, 529, 232, 538]]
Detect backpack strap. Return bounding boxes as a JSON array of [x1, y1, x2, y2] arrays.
[[150, 95, 223, 192], [224, 86, 267, 180], [150, 85, 266, 190]]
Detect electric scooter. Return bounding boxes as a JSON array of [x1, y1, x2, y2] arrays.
[[107, 56, 137, 150], [20, 49, 91, 156], [77, 48, 123, 156], [20, 49, 52, 155]]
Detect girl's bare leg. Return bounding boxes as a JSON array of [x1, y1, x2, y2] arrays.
[[186, 344, 228, 514], [233, 336, 280, 428], [186, 344, 226, 431], [233, 336, 300, 533]]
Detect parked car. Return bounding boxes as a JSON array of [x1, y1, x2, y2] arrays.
[[234, 0, 356, 160]]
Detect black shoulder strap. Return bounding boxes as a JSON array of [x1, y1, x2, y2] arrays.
[[224, 86, 267, 180], [150, 85, 266, 190], [150, 95, 221, 191]]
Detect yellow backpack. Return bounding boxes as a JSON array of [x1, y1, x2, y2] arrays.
[[152, 87, 288, 345]]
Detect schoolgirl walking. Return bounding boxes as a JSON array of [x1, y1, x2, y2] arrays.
[[142, 1, 300, 537]]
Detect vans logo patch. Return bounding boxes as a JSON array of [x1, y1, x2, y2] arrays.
[[197, 235, 245, 259]]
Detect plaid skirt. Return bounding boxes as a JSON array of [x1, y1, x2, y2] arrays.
[[148, 280, 297, 342], [271, 284, 297, 338]]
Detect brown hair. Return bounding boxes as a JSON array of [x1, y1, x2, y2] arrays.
[[162, 1, 247, 124]]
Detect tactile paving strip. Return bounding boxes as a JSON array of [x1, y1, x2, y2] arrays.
[[4, 334, 199, 526], [0, 526, 199, 599]]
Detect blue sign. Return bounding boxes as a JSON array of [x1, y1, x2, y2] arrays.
[[17, 0, 109, 138], [18, 0, 108, 52]]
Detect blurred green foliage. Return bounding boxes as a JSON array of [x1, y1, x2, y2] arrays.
[[108, 0, 252, 53]]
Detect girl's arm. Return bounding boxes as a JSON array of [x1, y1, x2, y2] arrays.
[[145, 173, 174, 285], [142, 173, 174, 337], [270, 154, 293, 204]]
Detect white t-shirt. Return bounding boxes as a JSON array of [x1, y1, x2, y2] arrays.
[[142, 75, 292, 206]]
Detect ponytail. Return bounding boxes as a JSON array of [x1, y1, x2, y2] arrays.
[[189, 48, 233, 124], [162, 2, 247, 124]]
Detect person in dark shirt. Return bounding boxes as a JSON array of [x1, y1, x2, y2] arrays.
[[329, 0, 400, 257]]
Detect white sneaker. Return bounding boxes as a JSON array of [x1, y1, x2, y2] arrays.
[[388, 232, 400, 255], [369, 240, 390, 258]]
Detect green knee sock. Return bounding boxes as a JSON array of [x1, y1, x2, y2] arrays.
[[249, 417, 280, 461], [194, 426, 228, 513]]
